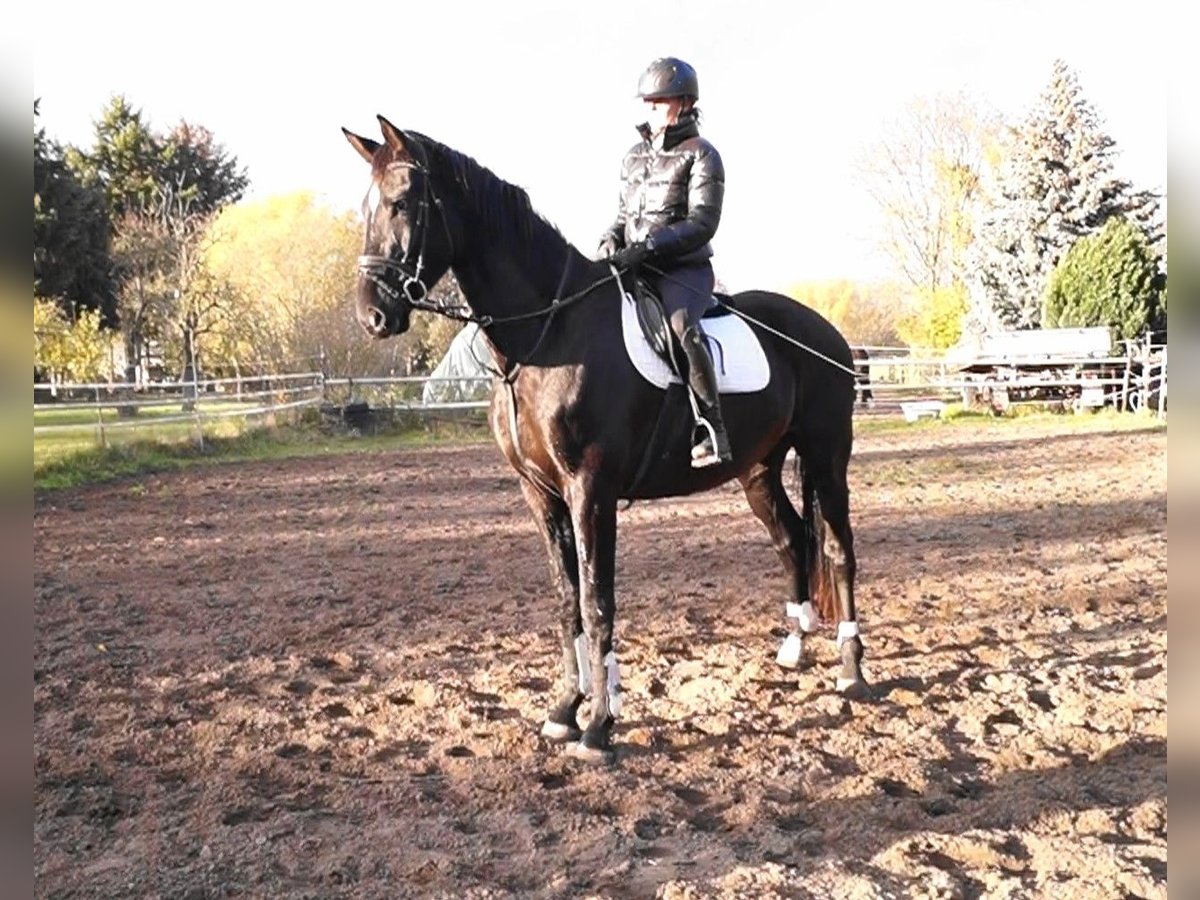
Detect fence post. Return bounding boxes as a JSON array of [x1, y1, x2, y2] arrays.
[[1139, 341, 1151, 417], [187, 330, 204, 450], [1120, 344, 1132, 413], [94, 385, 108, 450]]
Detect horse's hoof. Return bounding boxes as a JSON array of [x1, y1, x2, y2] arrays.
[[836, 676, 871, 700], [566, 740, 616, 766], [540, 720, 582, 743]]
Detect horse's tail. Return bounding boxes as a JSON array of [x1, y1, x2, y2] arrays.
[[793, 449, 838, 623]]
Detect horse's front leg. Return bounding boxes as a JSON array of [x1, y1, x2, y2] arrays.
[[518, 480, 586, 743], [565, 480, 620, 764]]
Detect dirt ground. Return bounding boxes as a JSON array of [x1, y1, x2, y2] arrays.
[[35, 417, 1167, 899]]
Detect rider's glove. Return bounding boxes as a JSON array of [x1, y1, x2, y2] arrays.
[[610, 242, 650, 269]]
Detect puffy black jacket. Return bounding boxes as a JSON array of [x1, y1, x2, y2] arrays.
[[599, 115, 725, 265]]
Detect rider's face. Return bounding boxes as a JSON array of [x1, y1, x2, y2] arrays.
[[645, 96, 687, 135]]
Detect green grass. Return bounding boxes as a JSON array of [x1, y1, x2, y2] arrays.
[[34, 416, 491, 492], [34, 399, 261, 428], [33, 399, 310, 468], [35, 415, 252, 470]]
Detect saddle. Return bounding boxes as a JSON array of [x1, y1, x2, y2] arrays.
[[618, 276, 769, 395], [631, 277, 733, 381]]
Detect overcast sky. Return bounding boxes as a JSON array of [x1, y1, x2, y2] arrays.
[[32, 0, 1168, 293]]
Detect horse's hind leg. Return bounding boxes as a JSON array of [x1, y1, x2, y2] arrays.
[[810, 454, 869, 697], [519, 480, 585, 742], [740, 446, 817, 669]]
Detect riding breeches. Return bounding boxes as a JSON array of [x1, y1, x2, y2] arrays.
[[650, 261, 715, 336]]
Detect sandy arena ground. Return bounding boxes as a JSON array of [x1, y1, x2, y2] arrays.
[[35, 417, 1167, 898]]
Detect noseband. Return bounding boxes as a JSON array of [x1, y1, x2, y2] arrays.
[[357, 251, 430, 306]]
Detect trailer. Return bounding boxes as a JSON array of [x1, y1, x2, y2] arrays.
[[948, 326, 1121, 412]]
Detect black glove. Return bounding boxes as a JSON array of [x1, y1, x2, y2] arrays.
[[610, 241, 650, 269]]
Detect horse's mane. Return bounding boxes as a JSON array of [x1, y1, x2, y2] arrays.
[[404, 132, 581, 282]]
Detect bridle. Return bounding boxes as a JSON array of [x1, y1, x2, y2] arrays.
[[355, 136, 618, 335], [356, 142, 468, 319]]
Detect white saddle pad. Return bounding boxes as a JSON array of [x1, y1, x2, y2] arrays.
[[620, 291, 770, 393]]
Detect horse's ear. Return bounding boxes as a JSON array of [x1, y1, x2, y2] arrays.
[[343, 128, 380, 165], [376, 115, 415, 163]]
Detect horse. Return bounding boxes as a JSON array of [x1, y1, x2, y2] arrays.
[[852, 346, 874, 406], [343, 116, 867, 763]]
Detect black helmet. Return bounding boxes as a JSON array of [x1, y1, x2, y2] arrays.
[[636, 57, 699, 101]]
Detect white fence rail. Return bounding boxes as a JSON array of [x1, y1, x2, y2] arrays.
[[853, 343, 1167, 418], [34, 342, 1167, 456]]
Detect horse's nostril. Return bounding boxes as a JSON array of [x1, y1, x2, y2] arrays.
[[370, 309, 386, 331]]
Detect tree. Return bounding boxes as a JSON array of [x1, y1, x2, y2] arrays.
[[65, 96, 160, 218], [205, 192, 381, 374], [34, 101, 116, 324], [67, 96, 249, 383], [896, 283, 969, 350], [108, 206, 171, 385], [969, 60, 1163, 331], [860, 92, 1003, 292], [34, 298, 117, 386], [787, 280, 903, 346], [203, 190, 471, 377], [1043, 216, 1163, 341]]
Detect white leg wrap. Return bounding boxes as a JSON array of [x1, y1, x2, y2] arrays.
[[837, 620, 860, 649], [605, 650, 622, 717], [786, 600, 819, 632], [776, 632, 804, 669], [574, 633, 591, 694]]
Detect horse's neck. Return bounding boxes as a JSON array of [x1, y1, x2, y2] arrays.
[[452, 244, 596, 367]]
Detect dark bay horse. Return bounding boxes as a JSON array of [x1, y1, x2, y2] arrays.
[[343, 116, 867, 763]]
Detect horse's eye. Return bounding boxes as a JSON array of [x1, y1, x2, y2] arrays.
[[390, 199, 407, 214]]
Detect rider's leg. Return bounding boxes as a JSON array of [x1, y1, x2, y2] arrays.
[[660, 264, 731, 467]]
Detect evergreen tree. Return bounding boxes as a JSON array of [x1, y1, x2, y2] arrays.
[[968, 60, 1163, 331], [34, 101, 116, 324], [65, 96, 161, 219], [1043, 216, 1163, 341], [67, 96, 248, 221]]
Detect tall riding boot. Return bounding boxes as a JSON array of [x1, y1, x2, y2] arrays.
[[681, 326, 732, 467]]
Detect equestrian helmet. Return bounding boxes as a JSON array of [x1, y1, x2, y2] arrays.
[[636, 57, 699, 101]]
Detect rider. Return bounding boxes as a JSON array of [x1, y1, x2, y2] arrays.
[[599, 56, 732, 468]]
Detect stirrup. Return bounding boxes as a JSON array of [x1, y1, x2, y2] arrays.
[[690, 418, 730, 468]]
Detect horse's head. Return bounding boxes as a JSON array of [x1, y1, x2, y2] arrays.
[[342, 116, 455, 338]]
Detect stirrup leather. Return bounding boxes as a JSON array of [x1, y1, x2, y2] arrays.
[[681, 325, 732, 468]]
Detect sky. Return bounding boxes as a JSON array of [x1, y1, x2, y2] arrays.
[[31, 0, 1169, 294]]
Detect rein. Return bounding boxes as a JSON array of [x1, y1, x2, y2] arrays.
[[358, 142, 856, 385], [356, 148, 619, 369], [643, 263, 862, 380]]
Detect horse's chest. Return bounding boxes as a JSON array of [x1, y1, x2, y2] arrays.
[[489, 388, 574, 484]]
